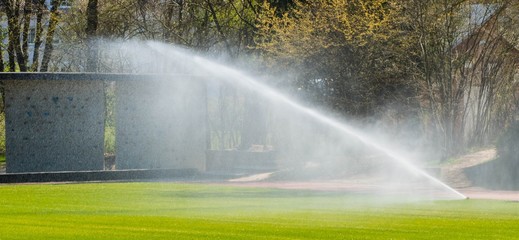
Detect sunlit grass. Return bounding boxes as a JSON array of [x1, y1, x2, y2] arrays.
[[0, 182, 517, 239]]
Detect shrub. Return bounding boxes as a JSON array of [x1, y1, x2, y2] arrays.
[[496, 121, 519, 171], [104, 125, 116, 154]]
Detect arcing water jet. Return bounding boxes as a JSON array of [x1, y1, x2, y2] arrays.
[[144, 41, 467, 199]]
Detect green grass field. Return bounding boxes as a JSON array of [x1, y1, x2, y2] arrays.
[[0, 182, 518, 239]]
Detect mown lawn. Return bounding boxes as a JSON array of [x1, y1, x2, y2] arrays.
[[0, 182, 517, 239]]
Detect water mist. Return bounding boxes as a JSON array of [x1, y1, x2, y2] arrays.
[[103, 40, 467, 200]]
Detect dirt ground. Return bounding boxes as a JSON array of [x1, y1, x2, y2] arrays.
[[441, 149, 496, 188], [441, 148, 519, 201], [225, 148, 519, 201], [225, 175, 519, 201], [458, 187, 519, 201]]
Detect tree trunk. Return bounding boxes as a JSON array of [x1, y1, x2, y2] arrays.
[[85, 0, 98, 72], [41, 0, 62, 72], [3, 0, 19, 71], [10, 2, 26, 71], [21, 1, 31, 68], [31, 0, 46, 71], [0, 42, 4, 113], [206, 0, 233, 56], [162, 0, 175, 41], [0, 40, 4, 71]]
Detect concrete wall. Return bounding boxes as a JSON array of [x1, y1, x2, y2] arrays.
[[116, 76, 207, 171], [4, 79, 105, 173], [1, 73, 208, 173]]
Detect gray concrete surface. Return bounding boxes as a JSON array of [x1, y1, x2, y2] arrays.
[[116, 76, 207, 171], [4, 79, 105, 173]]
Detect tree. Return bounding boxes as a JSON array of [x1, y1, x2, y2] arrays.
[[408, 0, 519, 158], [2, 0, 23, 71], [85, 0, 98, 72], [462, 1, 519, 147], [256, 0, 519, 160], [40, 0, 62, 72], [256, 0, 417, 116], [1, 0, 49, 71], [31, 0, 46, 71], [20, 0, 31, 67]]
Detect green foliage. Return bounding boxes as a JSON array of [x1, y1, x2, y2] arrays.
[[0, 113, 5, 155], [0, 183, 518, 239], [496, 121, 519, 169], [256, 0, 419, 116], [104, 125, 116, 154], [104, 82, 116, 154], [255, 0, 519, 160], [207, 87, 246, 150]]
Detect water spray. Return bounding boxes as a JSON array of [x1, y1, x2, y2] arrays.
[[146, 41, 467, 200]]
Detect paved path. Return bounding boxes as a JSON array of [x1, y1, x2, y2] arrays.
[[441, 149, 496, 188]]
